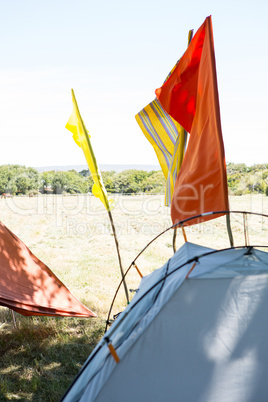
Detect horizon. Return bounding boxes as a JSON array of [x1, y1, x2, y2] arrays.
[[34, 163, 161, 173], [1, 161, 267, 174]]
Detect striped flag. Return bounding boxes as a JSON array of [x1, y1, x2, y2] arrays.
[[135, 32, 193, 206], [135, 98, 186, 206]]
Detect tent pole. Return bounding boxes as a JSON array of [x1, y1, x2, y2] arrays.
[[181, 225, 187, 242], [226, 213, 234, 247], [107, 210, 129, 304], [11, 310, 17, 329]]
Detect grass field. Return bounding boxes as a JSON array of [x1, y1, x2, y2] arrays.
[[1, 193, 268, 400]]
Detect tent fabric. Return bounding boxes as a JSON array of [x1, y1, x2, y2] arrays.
[[62, 242, 268, 401], [0, 221, 96, 317]]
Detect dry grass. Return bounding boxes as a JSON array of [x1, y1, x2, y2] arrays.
[[1, 193, 268, 400]]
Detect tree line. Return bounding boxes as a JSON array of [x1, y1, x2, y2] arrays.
[[1, 163, 268, 196], [0, 165, 165, 196], [226, 163, 268, 196]]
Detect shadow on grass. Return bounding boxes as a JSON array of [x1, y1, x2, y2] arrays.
[[0, 313, 105, 401]]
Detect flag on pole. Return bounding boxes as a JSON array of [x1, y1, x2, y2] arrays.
[[66, 89, 129, 302], [135, 33, 193, 206], [66, 89, 110, 211], [166, 129, 187, 206], [135, 99, 186, 205], [156, 16, 229, 226]]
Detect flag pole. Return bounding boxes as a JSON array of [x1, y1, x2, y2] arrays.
[[172, 227, 177, 253], [66, 89, 129, 304], [226, 213, 234, 247], [172, 30, 193, 253], [107, 210, 129, 303]]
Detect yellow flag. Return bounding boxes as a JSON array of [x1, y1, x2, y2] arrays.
[[66, 89, 110, 211]]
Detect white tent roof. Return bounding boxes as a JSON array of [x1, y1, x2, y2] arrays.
[[62, 242, 268, 402]]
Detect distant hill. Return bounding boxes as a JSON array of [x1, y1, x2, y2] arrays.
[[35, 164, 160, 173]]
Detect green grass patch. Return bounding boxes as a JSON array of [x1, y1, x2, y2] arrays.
[[0, 312, 105, 401]]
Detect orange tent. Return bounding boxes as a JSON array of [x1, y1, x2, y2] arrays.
[[0, 221, 96, 317]]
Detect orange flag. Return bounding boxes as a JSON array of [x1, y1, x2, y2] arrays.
[[155, 16, 229, 226]]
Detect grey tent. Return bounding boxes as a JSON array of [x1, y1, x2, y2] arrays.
[[62, 240, 268, 402]]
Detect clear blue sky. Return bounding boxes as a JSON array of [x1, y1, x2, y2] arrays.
[[0, 0, 267, 168]]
